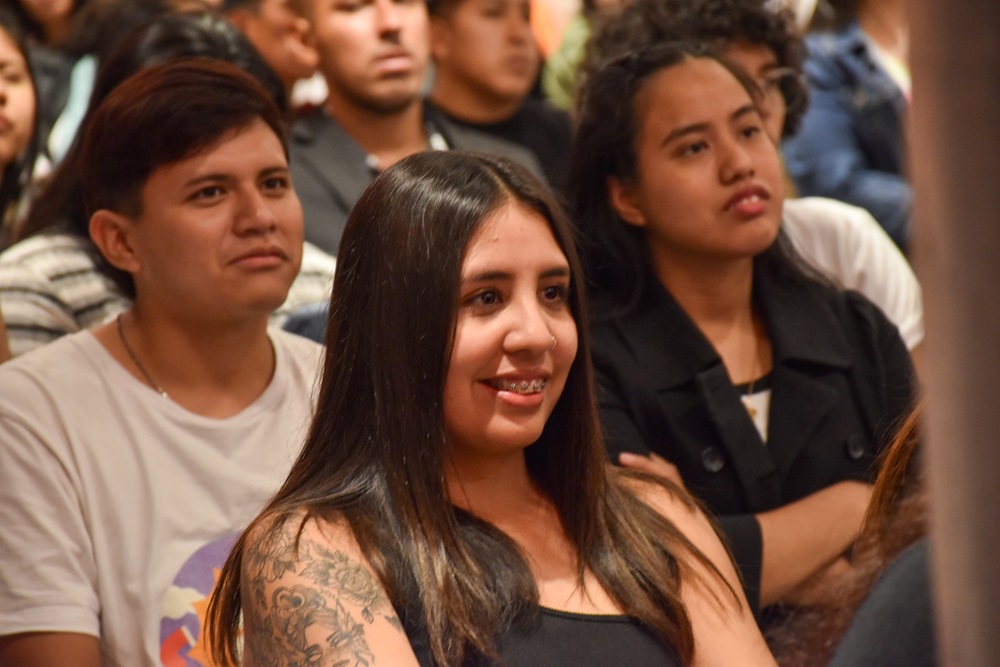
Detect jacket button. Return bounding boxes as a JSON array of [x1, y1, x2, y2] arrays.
[[846, 434, 866, 460], [701, 447, 726, 473]]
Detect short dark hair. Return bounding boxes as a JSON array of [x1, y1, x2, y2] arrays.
[[585, 0, 809, 138], [78, 56, 286, 294], [18, 11, 286, 296]]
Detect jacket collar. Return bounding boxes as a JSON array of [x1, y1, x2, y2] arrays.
[[609, 267, 853, 389]]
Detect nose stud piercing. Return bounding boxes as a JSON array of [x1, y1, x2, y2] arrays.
[[549, 336, 557, 350]]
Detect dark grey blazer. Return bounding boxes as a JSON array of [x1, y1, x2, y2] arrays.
[[288, 102, 546, 256]]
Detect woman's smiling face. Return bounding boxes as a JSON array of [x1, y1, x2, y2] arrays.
[[442, 200, 578, 466]]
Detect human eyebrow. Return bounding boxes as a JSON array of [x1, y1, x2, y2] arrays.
[[461, 270, 512, 284], [661, 122, 711, 148], [540, 266, 571, 280], [260, 164, 291, 176], [731, 103, 761, 124], [182, 173, 231, 189], [461, 266, 570, 284]]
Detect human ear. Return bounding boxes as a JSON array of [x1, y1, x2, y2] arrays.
[[428, 16, 451, 62], [607, 176, 647, 228], [89, 210, 141, 275], [224, 8, 252, 32]]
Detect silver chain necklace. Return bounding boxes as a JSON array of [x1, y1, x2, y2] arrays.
[[116, 314, 169, 399]]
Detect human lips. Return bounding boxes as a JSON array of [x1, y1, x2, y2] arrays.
[[231, 245, 288, 268], [374, 48, 413, 74], [504, 53, 536, 76], [724, 186, 770, 216], [487, 378, 548, 394], [483, 369, 551, 397]]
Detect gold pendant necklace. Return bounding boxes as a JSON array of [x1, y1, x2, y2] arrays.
[[741, 319, 762, 420], [741, 382, 758, 420]]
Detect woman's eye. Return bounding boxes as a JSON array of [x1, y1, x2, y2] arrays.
[[740, 125, 763, 139], [680, 141, 708, 157], [541, 284, 569, 303], [466, 289, 503, 309]]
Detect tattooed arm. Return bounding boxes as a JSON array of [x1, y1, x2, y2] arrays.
[[240, 516, 421, 667]]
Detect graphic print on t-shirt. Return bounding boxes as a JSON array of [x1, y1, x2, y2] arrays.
[[160, 533, 239, 667]]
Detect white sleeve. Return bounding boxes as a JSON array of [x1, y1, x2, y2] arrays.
[[0, 406, 101, 638], [783, 197, 924, 350]]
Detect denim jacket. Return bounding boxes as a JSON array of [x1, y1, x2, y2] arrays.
[[782, 22, 911, 250]]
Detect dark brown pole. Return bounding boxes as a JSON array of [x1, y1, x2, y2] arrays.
[[908, 0, 1000, 663]]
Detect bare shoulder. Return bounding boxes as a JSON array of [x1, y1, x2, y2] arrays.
[[615, 472, 739, 598], [613, 475, 777, 666], [240, 512, 419, 667], [617, 472, 707, 535]]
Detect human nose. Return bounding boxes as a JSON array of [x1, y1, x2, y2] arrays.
[[235, 189, 279, 235], [718, 137, 755, 184], [502, 293, 555, 354], [375, 0, 403, 35], [507, 11, 532, 43]]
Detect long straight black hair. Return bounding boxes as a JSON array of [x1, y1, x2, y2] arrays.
[[209, 151, 736, 666]]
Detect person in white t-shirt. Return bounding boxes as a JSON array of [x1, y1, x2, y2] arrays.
[[0, 58, 323, 666]]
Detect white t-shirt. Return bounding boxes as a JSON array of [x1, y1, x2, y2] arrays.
[[0, 329, 323, 665], [783, 196, 924, 350]]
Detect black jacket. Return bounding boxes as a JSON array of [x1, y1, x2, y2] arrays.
[[590, 269, 915, 608]]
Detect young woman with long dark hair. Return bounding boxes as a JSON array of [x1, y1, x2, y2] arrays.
[[208, 150, 776, 666]]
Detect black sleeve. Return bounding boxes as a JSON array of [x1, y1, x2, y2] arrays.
[[593, 356, 654, 461], [715, 514, 764, 619], [844, 290, 917, 454]]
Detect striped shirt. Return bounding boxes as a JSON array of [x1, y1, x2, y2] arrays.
[[0, 233, 335, 357]]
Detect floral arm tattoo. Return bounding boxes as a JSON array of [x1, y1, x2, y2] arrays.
[[242, 526, 406, 667]]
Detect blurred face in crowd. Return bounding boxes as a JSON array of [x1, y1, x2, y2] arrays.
[[723, 40, 790, 143], [430, 0, 538, 109], [227, 0, 320, 89], [306, 0, 430, 113], [18, 0, 75, 42], [0, 26, 35, 170]]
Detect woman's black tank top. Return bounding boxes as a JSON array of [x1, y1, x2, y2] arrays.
[[410, 606, 683, 666]]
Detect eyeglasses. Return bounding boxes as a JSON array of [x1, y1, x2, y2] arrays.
[[755, 67, 806, 115]]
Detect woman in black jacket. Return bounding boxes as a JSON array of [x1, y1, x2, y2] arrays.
[[568, 41, 915, 615]]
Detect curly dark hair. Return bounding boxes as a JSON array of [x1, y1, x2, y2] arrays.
[[583, 0, 809, 138]]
